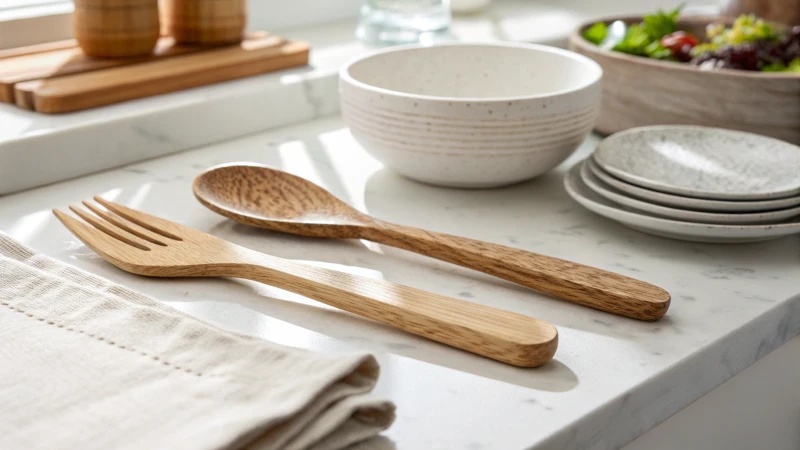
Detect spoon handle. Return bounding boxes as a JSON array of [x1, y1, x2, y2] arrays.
[[361, 222, 670, 321], [236, 251, 558, 367]]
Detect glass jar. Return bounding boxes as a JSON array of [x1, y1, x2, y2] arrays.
[[356, 0, 451, 46]]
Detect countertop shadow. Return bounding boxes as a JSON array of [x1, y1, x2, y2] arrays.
[[347, 436, 396, 450], [164, 274, 580, 393], [206, 219, 666, 344]]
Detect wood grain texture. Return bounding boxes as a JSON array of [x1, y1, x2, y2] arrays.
[[568, 16, 800, 145], [0, 37, 181, 103], [53, 197, 559, 368], [0, 32, 270, 104], [73, 0, 160, 58], [162, 0, 246, 45], [192, 164, 672, 321], [0, 39, 77, 60], [13, 36, 309, 113]]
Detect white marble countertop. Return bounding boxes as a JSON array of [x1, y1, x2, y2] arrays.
[[2, 115, 798, 449], [0, 0, 715, 194]]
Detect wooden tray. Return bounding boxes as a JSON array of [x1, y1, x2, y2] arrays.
[[0, 33, 309, 114], [0, 39, 78, 60]]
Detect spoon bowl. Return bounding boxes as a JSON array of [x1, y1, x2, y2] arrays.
[[193, 163, 372, 238]]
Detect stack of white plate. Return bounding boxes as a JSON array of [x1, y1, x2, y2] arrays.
[[564, 126, 800, 243]]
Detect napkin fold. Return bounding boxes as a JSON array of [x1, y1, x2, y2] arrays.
[[0, 234, 394, 450]]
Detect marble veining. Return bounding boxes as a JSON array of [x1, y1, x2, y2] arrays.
[[1, 116, 799, 450], [0, 61, 339, 196]]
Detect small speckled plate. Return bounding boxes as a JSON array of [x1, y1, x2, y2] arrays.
[[586, 158, 800, 213], [594, 126, 800, 200], [564, 160, 800, 243], [579, 162, 800, 225]]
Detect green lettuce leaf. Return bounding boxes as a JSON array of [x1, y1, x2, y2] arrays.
[[763, 58, 800, 72], [583, 22, 607, 45], [612, 4, 683, 56]]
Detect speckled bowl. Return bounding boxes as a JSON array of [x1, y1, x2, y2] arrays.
[[339, 42, 603, 188]]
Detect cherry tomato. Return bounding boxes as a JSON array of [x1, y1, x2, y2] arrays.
[[661, 31, 699, 62], [661, 31, 699, 50]]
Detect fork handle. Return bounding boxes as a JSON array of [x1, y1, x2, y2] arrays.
[[232, 252, 558, 367], [359, 221, 671, 321]]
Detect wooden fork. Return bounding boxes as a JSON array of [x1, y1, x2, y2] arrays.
[[52, 197, 559, 367]]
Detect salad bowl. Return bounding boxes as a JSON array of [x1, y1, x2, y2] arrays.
[[569, 14, 800, 145]]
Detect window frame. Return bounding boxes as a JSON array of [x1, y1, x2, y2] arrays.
[[0, 2, 73, 50]]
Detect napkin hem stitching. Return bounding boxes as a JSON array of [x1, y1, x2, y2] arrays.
[[0, 300, 211, 378]]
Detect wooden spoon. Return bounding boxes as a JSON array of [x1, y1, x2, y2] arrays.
[[193, 163, 671, 321]]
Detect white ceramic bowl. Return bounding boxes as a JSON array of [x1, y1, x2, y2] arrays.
[[339, 42, 603, 188]]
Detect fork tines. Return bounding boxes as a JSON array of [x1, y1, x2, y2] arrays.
[[53, 196, 183, 252]]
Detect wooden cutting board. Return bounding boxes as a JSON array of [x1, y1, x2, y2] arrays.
[[15, 34, 309, 113], [1, 33, 307, 113], [0, 39, 78, 60], [0, 37, 185, 103], [0, 32, 279, 104]]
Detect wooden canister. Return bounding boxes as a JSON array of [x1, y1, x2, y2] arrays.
[[162, 0, 246, 45], [73, 0, 160, 58]]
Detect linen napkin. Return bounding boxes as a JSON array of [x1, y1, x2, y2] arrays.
[[0, 233, 395, 450]]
